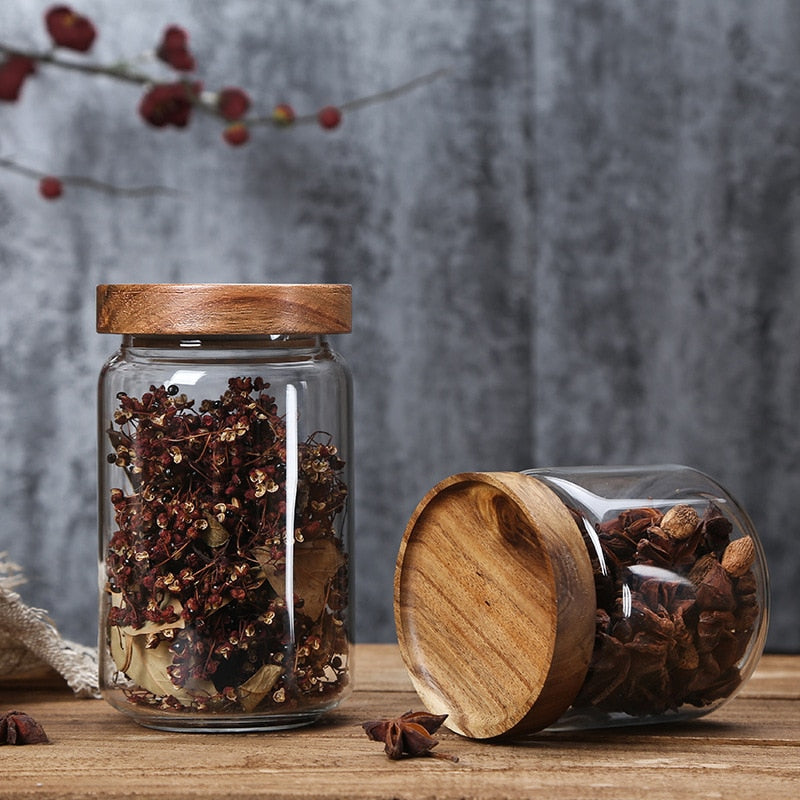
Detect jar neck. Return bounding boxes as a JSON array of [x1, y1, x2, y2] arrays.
[[122, 333, 325, 351]]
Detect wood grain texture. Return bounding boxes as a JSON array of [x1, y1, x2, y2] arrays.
[[0, 646, 797, 800], [96, 284, 352, 334], [0, 0, 798, 651], [395, 473, 596, 738]]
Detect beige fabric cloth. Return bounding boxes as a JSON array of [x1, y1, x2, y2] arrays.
[[0, 555, 99, 698]]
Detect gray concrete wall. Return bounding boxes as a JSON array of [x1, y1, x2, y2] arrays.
[[1, 0, 797, 650]]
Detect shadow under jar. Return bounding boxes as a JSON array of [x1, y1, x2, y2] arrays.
[[96, 284, 353, 732], [394, 466, 769, 739]]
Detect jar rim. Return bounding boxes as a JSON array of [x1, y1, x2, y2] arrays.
[[96, 283, 352, 335]]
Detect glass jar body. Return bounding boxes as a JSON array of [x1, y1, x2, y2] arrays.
[[524, 464, 769, 730], [98, 335, 353, 732]]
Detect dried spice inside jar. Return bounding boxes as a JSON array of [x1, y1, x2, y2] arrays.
[[573, 503, 759, 717], [102, 377, 349, 714]]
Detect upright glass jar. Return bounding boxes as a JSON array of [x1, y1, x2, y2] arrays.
[[96, 284, 353, 732], [395, 466, 769, 739]]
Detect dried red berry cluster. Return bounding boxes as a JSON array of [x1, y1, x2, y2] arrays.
[[103, 377, 350, 714], [156, 25, 195, 73], [1, 5, 345, 198], [137, 80, 202, 130], [572, 503, 760, 717]]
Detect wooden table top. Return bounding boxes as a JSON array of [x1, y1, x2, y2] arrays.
[[0, 645, 797, 799]]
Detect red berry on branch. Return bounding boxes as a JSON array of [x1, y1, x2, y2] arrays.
[[156, 25, 196, 72], [0, 55, 36, 102], [161, 25, 189, 50], [272, 103, 296, 126], [138, 81, 202, 128], [217, 87, 251, 121], [45, 6, 97, 52], [223, 122, 249, 146], [317, 105, 342, 130], [39, 176, 63, 199]]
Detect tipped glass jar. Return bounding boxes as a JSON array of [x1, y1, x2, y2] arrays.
[[395, 466, 769, 739], [96, 284, 353, 732]]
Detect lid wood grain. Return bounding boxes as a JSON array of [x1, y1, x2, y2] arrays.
[[394, 472, 596, 739], [96, 284, 351, 335]]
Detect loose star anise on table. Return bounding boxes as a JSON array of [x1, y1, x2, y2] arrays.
[[362, 710, 459, 762], [0, 710, 49, 745]]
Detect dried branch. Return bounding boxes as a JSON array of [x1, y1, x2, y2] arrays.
[[0, 7, 448, 198]]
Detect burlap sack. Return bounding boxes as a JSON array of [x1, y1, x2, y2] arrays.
[[0, 555, 98, 698]]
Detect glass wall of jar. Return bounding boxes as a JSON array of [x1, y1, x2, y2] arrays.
[[97, 284, 353, 732], [394, 466, 769, 739]]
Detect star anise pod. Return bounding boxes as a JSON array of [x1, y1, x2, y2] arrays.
[[0, 711, 49, 745], [362, 710, 458, 762]]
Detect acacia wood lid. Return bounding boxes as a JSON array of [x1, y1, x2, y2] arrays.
[[394, 472, 597, 739], [96, 284, 352, 335]]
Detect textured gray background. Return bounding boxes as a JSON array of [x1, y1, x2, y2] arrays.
[[1, 1, 798, 651]]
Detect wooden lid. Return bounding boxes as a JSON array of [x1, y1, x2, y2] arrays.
[[394, 472, 596, 739], [96, 284, 351, 335]]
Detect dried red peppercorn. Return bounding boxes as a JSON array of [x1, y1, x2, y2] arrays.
[[102, 378, 350, 714]]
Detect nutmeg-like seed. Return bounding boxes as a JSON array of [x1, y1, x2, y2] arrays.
[[721, 536, 756, 577], [660, 504, 700, 540]]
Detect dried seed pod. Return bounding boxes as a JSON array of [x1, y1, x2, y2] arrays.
[[688, 553, 718, 585], [0, 711, 49, 745], [660, 504, 700, 540], [721, 536, 756, 578], [689, 554, 735, 611]]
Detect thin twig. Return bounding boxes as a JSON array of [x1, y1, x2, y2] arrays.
[[1, 35, 448, 196], [1, 40, 450, 129], [339, 67, 451, 113], [0, 42, 152, 84], [0, 156, 178, 196], [251, 67, 452, 126]]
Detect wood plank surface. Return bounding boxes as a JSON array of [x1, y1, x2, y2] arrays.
[[0, 646, 797, 800]]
